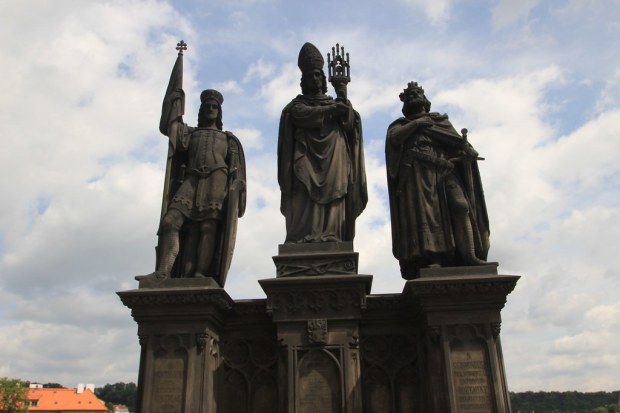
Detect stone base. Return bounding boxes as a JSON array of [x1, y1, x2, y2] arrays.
[[403, 266, 520, 412], [272, 242, 359, 277], [419, 262, 499, 278], [119, 265, 519, 413], [117, 285, 235, 413], [134, 274, 221, 289], [260, 273, 372, 413]]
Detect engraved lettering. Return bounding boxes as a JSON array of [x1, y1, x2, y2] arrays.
[[451, 345, 493, 413], [152, 354, 186, 413]]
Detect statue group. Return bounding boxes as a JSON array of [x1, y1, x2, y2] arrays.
[[146, 41, 490, 286]]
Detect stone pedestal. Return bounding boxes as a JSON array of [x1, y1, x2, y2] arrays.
[[273, 242, 359, 277], [117, 278, 234, 413], [260, 274, 372, 413], [119, 263, 519, 413], [403, 264, 519, 413]]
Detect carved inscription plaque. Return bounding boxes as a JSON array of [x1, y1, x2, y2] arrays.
[[298, 350, 341, 413], [152, 352, 187, 413], [451, 344, 493, 413]]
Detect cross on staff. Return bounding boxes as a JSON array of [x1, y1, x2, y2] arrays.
[[176, 40, 187, 56]]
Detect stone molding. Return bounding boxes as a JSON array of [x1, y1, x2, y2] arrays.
[[118, 287, 234, 311]]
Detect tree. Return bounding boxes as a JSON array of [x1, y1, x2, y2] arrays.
[[592, 404, 620, 413], [0, 377, 28, 413], [42, 383, 64, 389], [95, 382, 137, 413]]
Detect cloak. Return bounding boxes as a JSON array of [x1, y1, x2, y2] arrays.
[[278, 94, 367, 242], [386, 112, 489, 273]]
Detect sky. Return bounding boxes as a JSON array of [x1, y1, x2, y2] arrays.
[[0, 0, 619, 393]]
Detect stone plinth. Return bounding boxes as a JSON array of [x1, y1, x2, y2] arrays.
[[272, 242, 359, 277], [260, 274, 372, 413], [118, 280, 234, 413], [119, 265, 519, 413], [403, 264, 519, 413]]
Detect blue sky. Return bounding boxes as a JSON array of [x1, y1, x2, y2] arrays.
[[1, 0, 619, 392]]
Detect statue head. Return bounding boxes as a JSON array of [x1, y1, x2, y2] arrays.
[[198, 89, 223, 129], [400, 81, 431, 116], [298, 42, 327, 95]]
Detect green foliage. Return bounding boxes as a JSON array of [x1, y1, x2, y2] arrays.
[[95, 382, 137, 413], [510, 390, 620, 413], [591, 404, 620, 413], [0, 377, 28, 413], [42, 383, 64, 389]]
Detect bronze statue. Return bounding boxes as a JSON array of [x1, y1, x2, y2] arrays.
[[148, 42, 246, 287], [386, 82, 489, 279], [278, 42, 367, 243]]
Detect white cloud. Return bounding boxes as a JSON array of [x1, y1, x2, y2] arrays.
[[399, 0, 453, 26], [1, 0, 620, 393], [231, 127, 264, 150], [596, 69, 620, 112], [586, 303, 620, 329], [213, 80, 243, 94], [492, 0, 541, 28], [257, 63, 300, 118], [244, 58, 276, 82], [552, 331, 614, 355]]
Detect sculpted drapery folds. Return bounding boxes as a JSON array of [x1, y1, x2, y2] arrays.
[[278, 42, 367, 243], [150, 46, 246, 287], [386, 82, 489, 279]]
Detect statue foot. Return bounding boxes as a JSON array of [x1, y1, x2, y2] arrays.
[[135, 271, 168, 281], [192, 272, 208, 278], [466, 256, 488, 266]]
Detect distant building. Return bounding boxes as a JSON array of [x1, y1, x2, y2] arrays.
[[112, 404, 129, 413], [26, 384, 107, 412]]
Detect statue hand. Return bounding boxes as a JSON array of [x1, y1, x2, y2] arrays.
[[464, 144, 479, 158], [331, 101, 350, 118], [415, 116, 433, 128], [171, 88, 184, 101]]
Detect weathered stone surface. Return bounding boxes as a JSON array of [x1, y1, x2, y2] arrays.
[[386, 81, 490, 280], [278, 42, 367, 244], [273, 242, 359, 277], [119, 266, 517, 412]]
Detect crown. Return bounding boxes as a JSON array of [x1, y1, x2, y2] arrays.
[[200, 89, 223, 105], [399, 81, 425, 102], [298, 42, 324, 73]]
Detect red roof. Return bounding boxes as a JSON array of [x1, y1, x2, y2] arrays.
[[27, 388, 107, 412]]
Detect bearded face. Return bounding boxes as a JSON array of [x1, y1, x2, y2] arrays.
[[402, 91, 430, 116]]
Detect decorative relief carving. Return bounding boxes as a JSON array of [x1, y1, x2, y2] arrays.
[[349, 335, 360, 349], [233, 300, 267, 315], [138, 334, 149, 348], [276, 256, 357, 277], [366, 295, 403, 311], [119, 291, 233, 310], [307, 319, 328, 346], [407, 280, 517, 298], [491, 322, 501, 339], [197, 333, 208, 352], [218, 338, 279, 413], [196, 332, 218, 357], [269, 288, 363, 316], [428, 325, 441, 344], [361, 335, 419, 413]]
